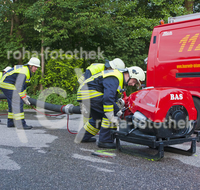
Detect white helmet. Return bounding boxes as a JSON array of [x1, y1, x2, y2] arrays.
[[3, 66, 12, 72], [26, 57, 40, 67], [109, 58, 125, 70], [127, 66, 145, 81], [121, 66, 145, 88]]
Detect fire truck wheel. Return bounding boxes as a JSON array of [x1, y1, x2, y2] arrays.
[[193, 97, 200, 130]]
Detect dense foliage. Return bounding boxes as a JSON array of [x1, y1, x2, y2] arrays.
[[27, 53, 83, 94], [0, 0, 199, 97]]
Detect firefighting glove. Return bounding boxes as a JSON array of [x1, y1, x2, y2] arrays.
[[116, 110, 123, 117], [111, 117, 119, 127], [22, 96, 31, 106], [81, 103, 89, 114], [105, 111, 119, 126]]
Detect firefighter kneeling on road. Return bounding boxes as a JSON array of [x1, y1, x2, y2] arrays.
[[76, 66, 145, 148], [0, 57, 40, 130], [78, 58, 126, 124]]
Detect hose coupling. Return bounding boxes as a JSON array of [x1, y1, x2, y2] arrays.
[[64, 104, 74, 115]]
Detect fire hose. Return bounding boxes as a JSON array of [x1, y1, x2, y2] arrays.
[[0, 93, 81, 134], [0, 93, 81, 114]]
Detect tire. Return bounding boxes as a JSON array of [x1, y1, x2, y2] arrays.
[[192, 97, 200, 130]]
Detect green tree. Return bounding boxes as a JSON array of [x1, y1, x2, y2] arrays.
[[0, 0, 40, 69], [1, 0, 200, 93]]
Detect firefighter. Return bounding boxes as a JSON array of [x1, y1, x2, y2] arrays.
[[0, 57, 40, 129], [78, 58, 125, 124], [0, 66, 12, 123], [78, 58, 125, 84], [76, 66, 145, 148], [0, 66, 12, 80]]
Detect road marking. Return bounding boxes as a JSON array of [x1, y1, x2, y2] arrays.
[[72, 154, 113, 164], [88, 165, 115, 172], [80, 148, 95, 152], [80, 148, 116, 156], [0, 127, 58, 171], [0, 128, 57, 152], [0, 148, 20, 170]]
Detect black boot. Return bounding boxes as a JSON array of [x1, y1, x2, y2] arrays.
[[81, 137, 96, 142], [19, 125, 33, 130], [97, 141, 116, 149], [23, 125, 32, 130], [80, 130, 96, 143]]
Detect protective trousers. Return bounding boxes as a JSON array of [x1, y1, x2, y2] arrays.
[[1, 88, 26, 128], [82, 102, 118, 143]]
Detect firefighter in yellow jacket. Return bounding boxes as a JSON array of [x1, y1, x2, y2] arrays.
[[0, 66, 12, 123], [0, 58, 40, 129], [0, 66, 12, 80], [78, 58, 126, 124], [78, 58, 125, 84], [76, 66, 145, 148]]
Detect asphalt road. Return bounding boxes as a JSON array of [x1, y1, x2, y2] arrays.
[[0, 109, 200, 190]]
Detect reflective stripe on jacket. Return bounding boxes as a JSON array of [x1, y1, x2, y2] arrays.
[[0, 72, 3, 80], [0, 65, 31, 97], [77, 69, 123, 101]]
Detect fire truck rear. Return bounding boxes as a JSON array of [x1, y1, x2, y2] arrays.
[[146, 13, 200, 130], [111, 13, 200, 159]]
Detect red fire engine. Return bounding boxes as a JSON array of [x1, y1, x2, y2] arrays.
[[112, 13, 200, 159], [147, 13, 200, 130]]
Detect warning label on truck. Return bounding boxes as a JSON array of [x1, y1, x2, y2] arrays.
[[177, 64, 200, 68]]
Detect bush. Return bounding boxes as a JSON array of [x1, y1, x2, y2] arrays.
[[27, 53, 84, 95]]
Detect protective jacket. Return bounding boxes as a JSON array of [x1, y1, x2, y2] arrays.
[[0, 65, 31, 99], [77, 69, 124, 143], [0, 65, 32, 127], [0, 72, 3, 80], [78, 63, 105, 84], [77, 69, 124, 113]]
